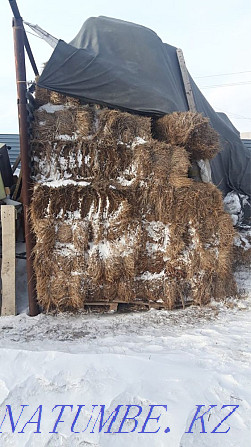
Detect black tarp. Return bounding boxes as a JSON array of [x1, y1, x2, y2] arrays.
[[38, 16, 251, 198]]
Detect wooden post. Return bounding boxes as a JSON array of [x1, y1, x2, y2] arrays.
[[1, 206, 16, 316], [176, 48, 212, 183], [176, 48, 196, 112], [12, 16, 39, 316]]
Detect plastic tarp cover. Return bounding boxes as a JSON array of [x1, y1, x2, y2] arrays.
[[38, 16, 251, 198]]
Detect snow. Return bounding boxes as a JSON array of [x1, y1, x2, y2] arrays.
[[223, 191, 250, 226], [234, 228, 251, 251], [38, 103, 66, 114], [224, 191, 242, 215], [37, 179, 91, 188], [136, 270, 165, 280], [0, 261, 250, 446], [132, 137, 147, 148]]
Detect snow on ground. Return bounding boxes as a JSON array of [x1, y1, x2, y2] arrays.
[[0, 259, 250, 446]]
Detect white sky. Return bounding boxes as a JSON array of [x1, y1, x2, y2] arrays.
[[1, 0, 250, 134]]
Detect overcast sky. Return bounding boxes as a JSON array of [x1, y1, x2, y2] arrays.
[[1, 0, 250, 134]]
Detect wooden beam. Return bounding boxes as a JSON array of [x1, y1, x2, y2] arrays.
[[12, 153, 21, 174], [176, 48, 196, 112], [1, 206, 16, 316], [12, 170, 22, 201]]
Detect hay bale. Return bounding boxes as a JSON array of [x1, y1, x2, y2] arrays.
[[97, 109, 151, 143], [50, 91, 67, 105], [34, 76, 51, 106], [76, 107, 94, 137], [30, 102, 237, 313], [66, 96, 81, 107], [57, 223, 73, 244], [153, 111, 220, 160], [32, 108, 77, 141]]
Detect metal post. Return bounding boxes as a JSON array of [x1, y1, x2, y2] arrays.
[[12, 16, 39, 316], [9, 0, 39, 76]]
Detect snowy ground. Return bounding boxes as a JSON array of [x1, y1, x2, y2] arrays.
[[0, 257, 250, 446]]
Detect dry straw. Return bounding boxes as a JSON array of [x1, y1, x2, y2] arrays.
[[153, 111, 220, 160], [30, 105, 237, 312]]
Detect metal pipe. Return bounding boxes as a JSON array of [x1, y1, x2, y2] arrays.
[[9, 0, 21, 19], [9, 0, 39, 76], [12, 16, 39, 316]]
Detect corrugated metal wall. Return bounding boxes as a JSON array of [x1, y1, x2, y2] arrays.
[[242, 139, 251, 151], [0, 134, 20, 167]]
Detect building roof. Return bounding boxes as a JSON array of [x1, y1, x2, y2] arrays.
[[242, 139, 251, 151], [0, 134, 20, 167]]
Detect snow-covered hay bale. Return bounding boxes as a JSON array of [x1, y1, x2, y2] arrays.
[[30, 101, 237, 312], [153, 111, 220, 160], [32, 105, 94, 143]]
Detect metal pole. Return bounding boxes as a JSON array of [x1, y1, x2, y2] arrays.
[[12, 16, 39, 316], [9, 0, 39, 76]]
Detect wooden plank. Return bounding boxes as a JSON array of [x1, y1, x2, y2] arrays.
[[1, 206, 16, 316], [12, 154, 21, 174], [176, 48, 196, 112], [176, 49, 212, 184], [12, 169, 22, 201]]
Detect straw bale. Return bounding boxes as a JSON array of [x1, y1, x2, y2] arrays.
[[73, 256, 86, 272], [76, 106, 94, 137], [30, 185, 51, 221], [104, 256, 125, 283], [154, 111, 220, 160], [170, 182, 225, 227], [50, 91, 67, 105], [32, 110, 57, 141], [48, 273, 83, 311], [163, 279, 182, 309], [32, 105, 95, 147], [190, 273, 213, 305], [102, 283, 118, 301], [57, 223, 73, 244], [33, 250, 54, 312], [30, 101, 237, 312], [68, 274, 85, 308], [73, 221, 91, 252], [87, 251, 105, 284], [97, 109, 151, 143], [34, 242, 86, 311], [34, 76, 51, 107], [117, 280, 136, 302], [86, 282, 106, 302], [66, 96, 81, 107], [32, 108, 77, 141], [136, 276, 164, 305]]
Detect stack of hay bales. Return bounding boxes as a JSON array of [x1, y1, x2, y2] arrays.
[[30, 88, 237, 312]]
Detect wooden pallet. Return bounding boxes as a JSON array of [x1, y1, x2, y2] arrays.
[[83, 299, 194, 313]]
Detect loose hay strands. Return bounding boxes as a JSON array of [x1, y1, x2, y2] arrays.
[[154, 111, 220, 160]]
